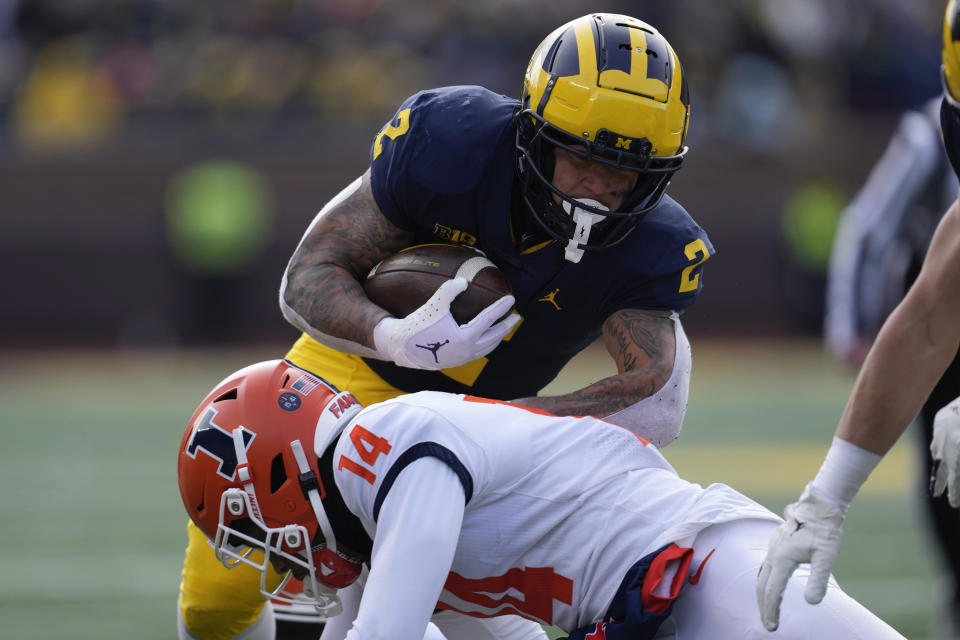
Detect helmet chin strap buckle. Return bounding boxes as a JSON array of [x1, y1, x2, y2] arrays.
[[563, 198, 607, 263]]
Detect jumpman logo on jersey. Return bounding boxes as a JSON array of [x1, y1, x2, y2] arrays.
[[416, 339, 450, 363], [538, 288, 562, 310]]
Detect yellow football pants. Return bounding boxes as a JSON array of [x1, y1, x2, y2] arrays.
[[179, 334, 406, 640]]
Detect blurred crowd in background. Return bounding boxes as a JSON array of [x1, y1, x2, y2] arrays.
[[1, 0, 940, 151], [0, 0, 946, 348]]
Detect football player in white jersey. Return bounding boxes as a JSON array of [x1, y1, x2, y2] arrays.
[[178, 359, 905, 640], [757, 1, 960, 632]]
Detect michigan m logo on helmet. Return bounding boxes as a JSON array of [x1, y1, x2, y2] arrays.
[[516, 13, 690, 254]]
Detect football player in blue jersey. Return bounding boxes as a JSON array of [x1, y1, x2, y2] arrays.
[[757, 1, 960, 633], [178, 13, 714, 640]]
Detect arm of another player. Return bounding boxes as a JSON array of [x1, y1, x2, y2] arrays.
[[757, 198, 960, 632], [345, 457, 467, 640], [837, 198, 960, 456], [512, 308, 685, 447]]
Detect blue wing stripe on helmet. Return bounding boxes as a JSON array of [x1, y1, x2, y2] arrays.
[[371, 442, 474, 522], [642, 32, 673, 87], [599, 20, 633, 75], [548, 26, 580, 77], [679, 68, 690, 107]]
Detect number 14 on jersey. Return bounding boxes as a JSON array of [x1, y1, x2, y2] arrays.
[[338, 425, 393, 484]]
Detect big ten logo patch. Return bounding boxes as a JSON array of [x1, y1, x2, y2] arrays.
[[433, 224, 477, 246]]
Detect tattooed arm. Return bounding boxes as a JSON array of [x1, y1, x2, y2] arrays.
[[280, 170, 415, 356], [512, 309, 690, 447]]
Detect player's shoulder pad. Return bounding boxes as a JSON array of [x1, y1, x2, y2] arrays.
[[346, 392, 454, 440], [370, 85, 519, 192], [616, 195, 715, 276]]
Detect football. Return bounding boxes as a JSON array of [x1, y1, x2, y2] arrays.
[[364, 243, 513, 324]]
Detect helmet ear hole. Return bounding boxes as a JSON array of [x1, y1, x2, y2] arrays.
[[270, 453, 287, 494]]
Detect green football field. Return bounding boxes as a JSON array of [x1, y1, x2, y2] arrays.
[[0, 339, 942, 639]]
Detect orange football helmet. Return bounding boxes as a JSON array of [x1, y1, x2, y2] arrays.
[[176, 359, 364, 614]]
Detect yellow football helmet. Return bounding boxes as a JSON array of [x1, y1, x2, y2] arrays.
[[945, 0, 960, 107], [516, 13, 690, 252]]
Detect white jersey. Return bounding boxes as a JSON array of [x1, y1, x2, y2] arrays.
[[330, 391, 777, 639]]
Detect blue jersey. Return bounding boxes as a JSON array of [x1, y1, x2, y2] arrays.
[[364, 85, 714, 399]]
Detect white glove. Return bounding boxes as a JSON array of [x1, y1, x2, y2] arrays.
[[756, 485, 844, 632], [931, 396, 960, 507], [373, 277, 519, 370]]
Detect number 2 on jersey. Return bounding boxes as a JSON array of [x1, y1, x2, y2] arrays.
[[679, 238, 710, 293], [337, 425, 393, 484], [372, 109, 411, 160]]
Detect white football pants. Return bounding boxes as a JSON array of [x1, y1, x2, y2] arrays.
[[654, 518, 905, 639]]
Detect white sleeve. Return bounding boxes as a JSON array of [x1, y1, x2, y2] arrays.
[[320, 578, 363, 640], [603, 313, 690, 448], [345, 457, 467, 640]]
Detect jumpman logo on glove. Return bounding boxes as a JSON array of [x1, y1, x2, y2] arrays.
[[416, 339, 450, 364]]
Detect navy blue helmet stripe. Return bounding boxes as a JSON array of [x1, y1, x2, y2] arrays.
[[595, 19, 674, 91], [545, 25, 580, 77], [536, 26, 578, 116], [679, 66, 690, 107], [642, 31, 673, 87], [599, 20, 633, 75]]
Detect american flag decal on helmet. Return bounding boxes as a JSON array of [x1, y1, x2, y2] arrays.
[[291, 373, 323, 395]]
